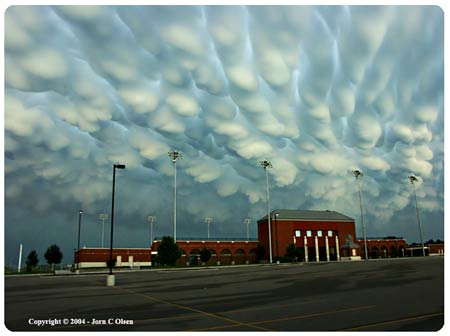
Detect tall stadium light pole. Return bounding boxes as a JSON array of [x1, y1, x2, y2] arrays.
[[77, 209, 83, 252], [205, 217, 213, 239], [168, 151, 183, 242], [77, 210, 83, 269], [244, 218, 251, 240], [99, 213, 108, 248], [352, 170, 368, 260], [148, 216, 156, 246], [259, 159, 273, 263], [409, 175, 425, 256], [109, 164, 125, 276]]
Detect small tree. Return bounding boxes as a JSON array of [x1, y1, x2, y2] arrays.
[[26, 250, 39, 272], [157, 236, 181, 266], [200, 248, 212, 265], [44, 244, 63, 270], [285, 243, 303, 262], [256, 244, 266, 261]]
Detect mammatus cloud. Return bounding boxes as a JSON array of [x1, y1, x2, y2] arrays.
[[4, 5, 444, 264]]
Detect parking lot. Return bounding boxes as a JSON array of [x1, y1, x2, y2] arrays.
[[4, 257, 444, 331]]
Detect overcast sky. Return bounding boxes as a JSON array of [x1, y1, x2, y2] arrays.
[[3, 5, 444, 265]]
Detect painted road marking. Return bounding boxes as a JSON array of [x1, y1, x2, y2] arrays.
[[341, 312, 444, 331]]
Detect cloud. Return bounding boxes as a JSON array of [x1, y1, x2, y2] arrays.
[[4, 5, 444, 264]]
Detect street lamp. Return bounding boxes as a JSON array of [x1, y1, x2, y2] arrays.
[[244, 218, 251, 240], [259, 159, 273, 263], [109, 163, 125, 279], [352, 169, 368, 260], [168, 151, 183, 242], [148, 216, 156, 246], [409, 175, 425, 256], [99, 213, 108, 248], [205, 217, 213, 239], [76, 209, 83, 270]]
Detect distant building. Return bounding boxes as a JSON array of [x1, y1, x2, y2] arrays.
[[74, 248, 152, 268], [74, 208, 431, 268], [150, 239, 260, 266], [358, 238, 407, 258]]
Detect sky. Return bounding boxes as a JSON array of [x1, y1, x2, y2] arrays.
[[3, 4, 445, 266]]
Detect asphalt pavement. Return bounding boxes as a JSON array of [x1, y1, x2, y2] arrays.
[[4, 256, 444, 331]]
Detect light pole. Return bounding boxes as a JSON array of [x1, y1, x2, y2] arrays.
[[148, 216, 156, 246], [409, 175, 425, 256], [76, 209, 83, 269], [244, 218, 251, 240], [99, 213, 108, 248], [259, 159, 273, 263], [77, 209, 83, 253], [352, 169, 368, 260], [205, 217, 213, 239], [109, 163, 125, 279], [168, 151, 183, 242]]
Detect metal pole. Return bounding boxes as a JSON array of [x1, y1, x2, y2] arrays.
[[99, 214, 108, 248], [77, 210, 83, 268], [353, 170, 368, 260], [174, 159, 177, 242], [245, 219, 251, 241], [102, 217, 105, 248], [168, 151, 182, 242], [357, 177, 368, 260], [77, 210, 83, 253], [411, 178, 425, 256], [109, 166, 116, 275], [265, 166, 273, 263], [18, 244, 23, 273], [205, 218, 212, 240]]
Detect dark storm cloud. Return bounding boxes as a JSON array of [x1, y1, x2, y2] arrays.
[[4, 5, 444, 264]]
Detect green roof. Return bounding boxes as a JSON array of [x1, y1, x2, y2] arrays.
[[258, 209, 354, 222]]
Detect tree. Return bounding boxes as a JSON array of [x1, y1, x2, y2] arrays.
[[156, 236, 181, 266], [200, 248, 211, 265], [256, 244, 266, 261], [26, 250, 39, 272], [44, 244, 63, 270], [285, 243, 303, 262]]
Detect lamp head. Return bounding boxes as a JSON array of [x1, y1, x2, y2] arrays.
[[352, 169, 363, 178], [409, 175, 418, 184], [115, 164, 126, 169]]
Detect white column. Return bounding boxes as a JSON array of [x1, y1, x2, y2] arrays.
[[325, 236, 330, 261], [304, 236, 308, 262], [335, 235, 340, 261], [315, 236, 319, 262]]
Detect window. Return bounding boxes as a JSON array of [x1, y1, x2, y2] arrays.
[[328, 230, 333, 237], [295, 230, 301, 237], [306, 230, 312, 237], [317, 230, 322, 237]]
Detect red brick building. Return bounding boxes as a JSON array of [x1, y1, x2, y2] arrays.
[[74, 209, 415, 268], [74, 248, 152, 268], [150, 240, 259, 266], [358, 238, 408, 259], [257, 209, 361, 262]]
